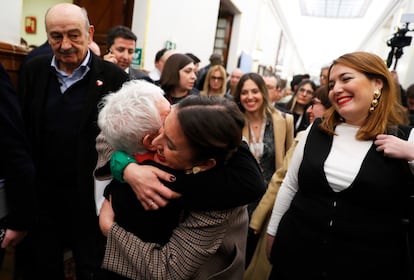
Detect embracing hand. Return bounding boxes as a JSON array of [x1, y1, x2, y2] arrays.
[[266, 234, 275, 261], [99, 198, 115, 237], [123, 163, 181, 210], [1, 229, 27, 248], [374, 134, 414, 161]]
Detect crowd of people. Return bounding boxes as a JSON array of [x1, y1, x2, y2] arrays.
[[1, 2, 414, 280]]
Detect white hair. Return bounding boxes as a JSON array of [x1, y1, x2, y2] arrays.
[[98, 80, 165, 155]]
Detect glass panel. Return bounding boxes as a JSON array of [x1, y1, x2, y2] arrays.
[[216, 29, 225, 38], [215, 39, 225, 48], [217, 18, 227, 28]]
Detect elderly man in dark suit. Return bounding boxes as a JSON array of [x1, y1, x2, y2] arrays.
[[103, 25, 153, 83], [17, 3, 128, 280]]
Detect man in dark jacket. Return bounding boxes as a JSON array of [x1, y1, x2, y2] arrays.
[[17, 3, 128, 279], [0, 63, 35, 268], [103, 25, 153, 83]]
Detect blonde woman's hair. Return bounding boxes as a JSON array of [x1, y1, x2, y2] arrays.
[[200, 65, 227, 97]]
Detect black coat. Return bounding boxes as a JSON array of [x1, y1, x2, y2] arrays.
[[0, 63, 35, 230], [18, 53, 128, 222]]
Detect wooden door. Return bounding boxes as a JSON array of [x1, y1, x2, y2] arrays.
[[213, 14, 233, 67], [74, 0, 134, 56]]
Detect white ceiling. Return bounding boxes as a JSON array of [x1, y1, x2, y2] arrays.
[[273, 0, 404, 74]]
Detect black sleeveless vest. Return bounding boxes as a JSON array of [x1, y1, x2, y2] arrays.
[[271, 119, 413, 279]]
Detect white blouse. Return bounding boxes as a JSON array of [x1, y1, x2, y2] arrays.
[[267, 123, 414, 236]]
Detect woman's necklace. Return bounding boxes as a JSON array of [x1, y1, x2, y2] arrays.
[[249, 118, 266, 162]]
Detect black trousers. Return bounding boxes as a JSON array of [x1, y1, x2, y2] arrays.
[[96, 269, 132, 280], [0, 217, 5, 269], [15, 209, 105, 280]]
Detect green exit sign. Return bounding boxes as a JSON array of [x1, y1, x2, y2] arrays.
[[165, 40, 176, 50], [132, 48, 142, 67]]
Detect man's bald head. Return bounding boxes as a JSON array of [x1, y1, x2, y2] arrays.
[[45, 3, 90, 33]]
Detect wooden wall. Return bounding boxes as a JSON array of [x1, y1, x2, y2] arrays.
[[0, 42, 28, 89]]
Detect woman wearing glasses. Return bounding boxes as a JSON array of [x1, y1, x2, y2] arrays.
[[281, 79, 317, 135], [200, 64, 230, 99]]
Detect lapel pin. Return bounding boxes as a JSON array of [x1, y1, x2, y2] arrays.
[[96, 80, 103, 86]]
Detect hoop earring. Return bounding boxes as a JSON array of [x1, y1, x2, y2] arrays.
[[369, 89, 381, 113], [185, 166, 201, 174]]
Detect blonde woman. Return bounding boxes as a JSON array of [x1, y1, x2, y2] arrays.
[[233, 72, 294, 277], [200, 64, 228, 98]]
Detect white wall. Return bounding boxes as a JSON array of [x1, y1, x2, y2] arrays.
[[131, 0, 306, 79], [0, 0, 22, 45], [20, 0, 70, 47], [220, 0, 305, 81], [255, 0, 306, 81], [131, 0, 150, 66], [132, 0, 220, 71], [258, 8, 282, 68], [236, 0, 261, 59], [226, 11, 242, 72]]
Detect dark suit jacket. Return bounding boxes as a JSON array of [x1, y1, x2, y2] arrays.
[[0, 63, 35, 230], [128, 66, 153, 83], [18, 53, 128, 221]]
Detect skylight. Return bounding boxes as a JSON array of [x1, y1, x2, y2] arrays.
[[299, 0, 372, 18]]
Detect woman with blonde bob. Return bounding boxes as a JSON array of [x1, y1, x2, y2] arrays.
[[200, 64, 228, 98], [267, 51, 414, 279]]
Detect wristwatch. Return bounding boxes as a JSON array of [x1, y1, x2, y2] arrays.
[[0, 228, 5, 243], [110, 151, 137, 182]]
